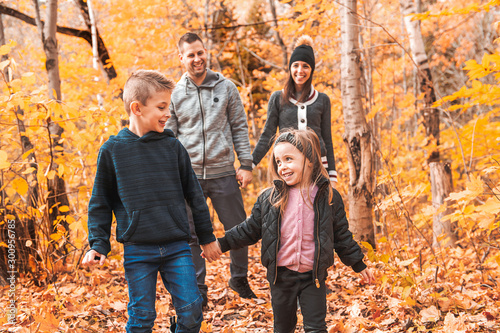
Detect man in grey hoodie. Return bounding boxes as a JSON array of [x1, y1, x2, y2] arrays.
[[166, 32, 256, 304]]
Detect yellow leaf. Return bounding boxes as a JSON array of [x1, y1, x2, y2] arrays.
[[28, 255, 37, 272], [22, 167, 37, 175], [50, 233, 62, 241], [12, 178, 28, 196], [361, 241, 373, 251], [0, 150, 11, 170], [380, 254, 391, 263], [46, 170, 56, 180], [0, 242, 7, 248], [58, 205, 70, 213], [21, 72, 36, 85], [477, 197, 500, 215], [200, 320, 212, 332], [397, 257, 417, 267], [58, 164, 65, 177], [21, 149, 34, 161]]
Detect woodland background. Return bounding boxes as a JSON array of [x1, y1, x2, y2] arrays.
[[0, 0, 499, 332]]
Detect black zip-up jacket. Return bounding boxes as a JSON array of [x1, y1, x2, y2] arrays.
[[218, 178, 366, 286]]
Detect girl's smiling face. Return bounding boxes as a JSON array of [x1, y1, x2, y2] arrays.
[[273, 142, 313, 188]]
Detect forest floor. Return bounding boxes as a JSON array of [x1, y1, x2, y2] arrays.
[[1, 240, 500, 332]]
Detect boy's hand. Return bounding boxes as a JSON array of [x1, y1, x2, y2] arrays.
[[82, 249, 107, 266], [359, 268, 375, 284], [200, 241, 222, 263], [236, 169, 252, 188]]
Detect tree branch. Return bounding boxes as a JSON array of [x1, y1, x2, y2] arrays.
[[0, 3, 116, 80]]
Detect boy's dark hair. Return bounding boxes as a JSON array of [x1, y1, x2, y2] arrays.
[[178, 32, 205, 53], [269, 128, 333, 214], [123, 70, 175, 116]]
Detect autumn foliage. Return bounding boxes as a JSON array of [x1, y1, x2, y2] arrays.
[[1, 0, 499, 332]]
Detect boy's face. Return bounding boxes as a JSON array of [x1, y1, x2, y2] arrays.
[[135, 90, 172, 135], [178, 40, 207, 79]]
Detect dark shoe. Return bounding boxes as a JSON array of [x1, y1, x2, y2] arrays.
[[169, 316, 177, 332], [228, 277, 257, 299], [201, 292, 208, 309]]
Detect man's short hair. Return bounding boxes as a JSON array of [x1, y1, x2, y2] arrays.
[[123, 70, 175, 115], [178, 32, 205, 53]]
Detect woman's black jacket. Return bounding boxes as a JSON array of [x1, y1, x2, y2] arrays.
[[218, 178, 367, 286]]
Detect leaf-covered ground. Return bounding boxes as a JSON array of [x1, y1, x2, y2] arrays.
[[1, 242, 500, 332]]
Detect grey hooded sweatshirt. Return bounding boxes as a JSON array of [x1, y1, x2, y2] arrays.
[[167, 69, 253, 179]]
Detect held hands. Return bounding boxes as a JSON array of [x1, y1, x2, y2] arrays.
[[359, 267, 376, 284], [200, 240, 222, 263], [82, 249, 107, 266], [236, 169, 253, 188]]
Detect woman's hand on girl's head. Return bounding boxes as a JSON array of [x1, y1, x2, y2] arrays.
[[359, 268, 375, 284]]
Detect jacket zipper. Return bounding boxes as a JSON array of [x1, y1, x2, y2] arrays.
[[197, 88, 207, 179], [314, 184, 329, 288], [314, 195, 321, 288], [273, 212, 282, 285]]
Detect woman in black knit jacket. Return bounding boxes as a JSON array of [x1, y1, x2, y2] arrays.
[[252, 35, 338, 187]]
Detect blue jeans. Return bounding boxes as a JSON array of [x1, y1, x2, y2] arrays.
[[124, 241, 203, 333]]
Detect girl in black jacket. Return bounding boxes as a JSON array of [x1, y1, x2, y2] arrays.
[[216, 129, 375, 333]]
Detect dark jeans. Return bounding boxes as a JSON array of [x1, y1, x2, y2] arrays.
[[270, 267, 327, 333], [124, 241, 203, 333], [186, 175, 248, 296]]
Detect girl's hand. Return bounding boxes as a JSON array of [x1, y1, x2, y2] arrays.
[[360, 268, 375, 284], [200, 240, 222, 263], [82, 249, 106, 266]]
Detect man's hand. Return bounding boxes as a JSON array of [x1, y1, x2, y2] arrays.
[[200, 241, 222, 263], [82, 249, 107, 266], [359, 268, 375, 284], [236, 169, 253, 188]]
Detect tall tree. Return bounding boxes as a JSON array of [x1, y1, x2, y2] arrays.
[[339, 0, 375, 247], [33, 0, 70, 247], [399, 0, 439, 160], [400, 0, 457, 248]]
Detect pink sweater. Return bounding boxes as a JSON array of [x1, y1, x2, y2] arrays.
[[277, 186, 318, 272]]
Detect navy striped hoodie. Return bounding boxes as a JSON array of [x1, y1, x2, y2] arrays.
[[87, 128, 215, 256]]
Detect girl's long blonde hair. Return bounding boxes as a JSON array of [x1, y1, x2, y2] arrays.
[[268, 128, 333, 215]]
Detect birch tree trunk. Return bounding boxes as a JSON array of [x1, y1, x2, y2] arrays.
[[33, 0, 70, 247], [268, 0, 288, 69], [430, 162, 457, 247], [399, 0, 439, 161], [75, 0, 117, 82], [400, 0, 457, 248], [340, 0, 375, 247]]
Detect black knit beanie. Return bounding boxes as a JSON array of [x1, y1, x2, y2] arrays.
[[289, 44, 315, 72]]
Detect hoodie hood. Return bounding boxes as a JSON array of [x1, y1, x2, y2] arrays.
[[178, 69, 224, 93], [115, 128, 176, 143]]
